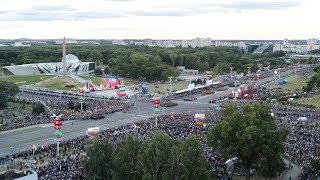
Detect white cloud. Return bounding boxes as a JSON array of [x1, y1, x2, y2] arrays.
[[0, 0, 318, 39]]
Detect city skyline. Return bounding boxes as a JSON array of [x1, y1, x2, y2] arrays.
[[0, 0, 319, 39]]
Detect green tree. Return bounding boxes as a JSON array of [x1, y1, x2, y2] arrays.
[[304, 71, 320, 92], [103, 65, 111, 75], [208, 103, 287, 179], [169, 52, 177, 67], [113, 135, 143, 179], [310, 159, 320, 171], [180, 136, 212, 179], [32, 103, 46, 115], [0, 45, 289, 80], [84, 138, 113, 180], [139, 132, 173, 179], [168, 144, 188, 180], [0, 81, 19, 97], [94, 68, 103, 76], [0, 94, 7, 109], [88, 50, 104, 66]]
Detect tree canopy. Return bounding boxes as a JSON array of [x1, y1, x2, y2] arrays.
[[303, 66, 320, 92], [84, 138, 113, 180], [0, 45, 286, 80], [84, 133, 214, 180], [0, 81, 19, 109], [32, 102, 46, 115], [0, 81, 19, 97], [208, 103, 287, 179]]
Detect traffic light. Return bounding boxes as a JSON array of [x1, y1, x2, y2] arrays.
[[53, 117, 64, 130]]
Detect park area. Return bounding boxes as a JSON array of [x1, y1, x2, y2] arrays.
[[34, 76, 81, 90], [293, 94, 320, 108], [149, 80, 189, 94], [268, 74, 307, 92], [0, 75, 53, 86], [1, 74, 189, 93], [267, 74, 320, 108]]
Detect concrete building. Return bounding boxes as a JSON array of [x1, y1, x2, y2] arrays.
[[14, 42, 31, 47], [283, 38, 289, 46], [307, 38, 318, 51], [177, 66, 199, 75], [2, 54, 95, 75], [273, 38, 319, 54], [2, 38, 95, 75], [273, 43, 282, 52], [112, 40, 127, 45]]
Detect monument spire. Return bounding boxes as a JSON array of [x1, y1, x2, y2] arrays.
[[62, 37, 67, 74]]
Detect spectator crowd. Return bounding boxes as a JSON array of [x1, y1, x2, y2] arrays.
[[1, 98, 319, 179]]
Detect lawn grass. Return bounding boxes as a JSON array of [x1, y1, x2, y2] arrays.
[[35, 76, 81, 91], [0, 75, 53, 85], [149, 80, 189, 94], [268, 75, 307, 92], [293, 94, 320, 108], [81, 75, 101, 85]]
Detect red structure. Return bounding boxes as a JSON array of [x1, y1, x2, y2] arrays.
[[100, 75, 124, 90], [153, 98, 161, 108], [231, 85, 258, 99], [53, 117, 64, 130], [117, 88, 127, 97], [80, 80, 98, 93]]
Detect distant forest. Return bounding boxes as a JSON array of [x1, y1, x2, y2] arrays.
[[0, 45, 286, 80]]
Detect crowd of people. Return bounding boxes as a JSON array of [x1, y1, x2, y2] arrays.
[[276, 113, 319, 179], [1, 97, 318, 179], [0, 105, 52, 131], [1, 65, 319, 179], [0, 108, 229, 179], [0, 91, 128, 131]]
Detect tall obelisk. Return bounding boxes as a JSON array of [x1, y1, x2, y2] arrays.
[[62, 37, 67, 74]]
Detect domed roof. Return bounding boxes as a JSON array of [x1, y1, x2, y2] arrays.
[[62, 54, 80, 63]]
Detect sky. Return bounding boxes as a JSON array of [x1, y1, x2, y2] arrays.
[[0, 0, 319, 40]]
